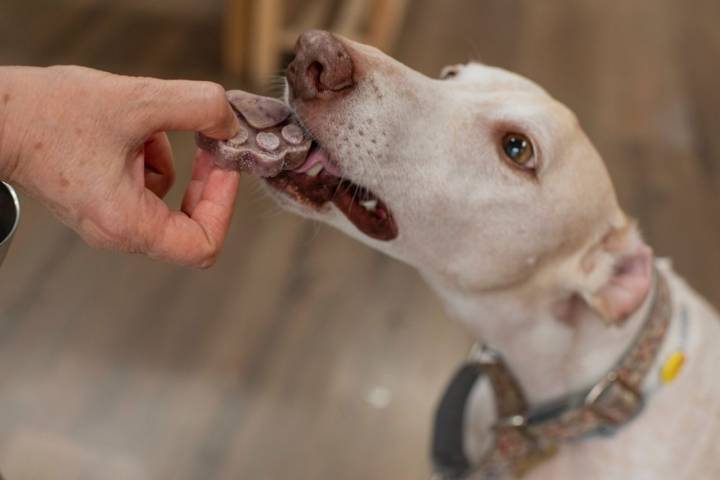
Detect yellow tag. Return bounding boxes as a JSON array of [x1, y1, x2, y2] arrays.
[[661, 352, 686, 384]]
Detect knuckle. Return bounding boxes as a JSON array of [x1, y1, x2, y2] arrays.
[[128, 77, 161, 108], [122, 77, 160, 128], [137, 85, 159, 112]]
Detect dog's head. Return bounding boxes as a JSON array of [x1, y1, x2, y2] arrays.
[[267, 31, 653, 324]]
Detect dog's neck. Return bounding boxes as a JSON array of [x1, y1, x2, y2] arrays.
[[424, 267, 655, 405]]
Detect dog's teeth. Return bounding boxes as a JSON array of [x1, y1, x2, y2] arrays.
[[361, 199, 378, 211], [306, 164, 324, 177]]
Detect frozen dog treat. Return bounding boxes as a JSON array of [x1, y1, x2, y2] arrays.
[[196, 90, 312, 177]]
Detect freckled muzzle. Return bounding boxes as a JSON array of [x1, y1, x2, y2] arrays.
[[195, 30, 398, 242], [0, 181, 20, 268], [195, 90, 397, 241]]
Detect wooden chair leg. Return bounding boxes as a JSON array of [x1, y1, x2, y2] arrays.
[[250, 0, 283, 88], [368, 0, 410, 52], [334, 0, 369, 40], [227, 0, 407, 86], [281, 0, 333, 49], [224, 0, 250, 79]]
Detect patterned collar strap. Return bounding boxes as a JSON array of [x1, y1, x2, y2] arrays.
[[432, 269, 673, 479]]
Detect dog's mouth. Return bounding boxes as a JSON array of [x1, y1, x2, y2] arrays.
[[266, 142, 397, 241], [195, 90, 397, 242]]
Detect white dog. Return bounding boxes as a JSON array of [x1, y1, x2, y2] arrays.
[[208, 30, 720, 479]]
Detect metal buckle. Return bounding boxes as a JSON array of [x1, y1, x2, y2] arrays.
[[584, 372, 643, 426], [468, 343, 502, 365]]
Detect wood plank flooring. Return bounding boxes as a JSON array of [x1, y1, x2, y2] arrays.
[[0, 1, 718, 479]]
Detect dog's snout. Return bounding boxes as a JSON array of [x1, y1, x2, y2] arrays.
[[287, 30, 354, 100]]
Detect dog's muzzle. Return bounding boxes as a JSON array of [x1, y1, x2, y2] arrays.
[[0, 181, 20, 268]]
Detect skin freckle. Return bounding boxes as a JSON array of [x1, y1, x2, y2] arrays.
[[34, 141, 43, 151], [2, 93, 9, 104], [59, 175, 70, 188]]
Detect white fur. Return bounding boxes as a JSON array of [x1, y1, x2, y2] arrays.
[[274, 37, 720, 478]]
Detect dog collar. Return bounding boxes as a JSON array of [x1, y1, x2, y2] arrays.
[[432, 269, 674, 479]]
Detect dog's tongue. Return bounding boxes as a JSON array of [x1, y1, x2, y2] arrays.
[[294, 146, 342, 176], [195, 90, 312, 177]]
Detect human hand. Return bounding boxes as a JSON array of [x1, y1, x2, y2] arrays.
[[0, 65, 241, 267]]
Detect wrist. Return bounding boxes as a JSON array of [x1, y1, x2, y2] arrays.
[[0, 66, 46, 183], [0, 68, 19, 181]]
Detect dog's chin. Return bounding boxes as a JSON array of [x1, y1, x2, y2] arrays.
[[262, 137, 398, 242]]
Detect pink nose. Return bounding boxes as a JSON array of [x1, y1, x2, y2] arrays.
[[286, 30, 354, 100]]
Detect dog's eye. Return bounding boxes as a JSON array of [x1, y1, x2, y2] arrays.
[[440, 65, 461, 79], [502, 133, 536, 170]]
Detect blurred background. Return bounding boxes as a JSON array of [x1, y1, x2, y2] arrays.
[[0, 0, 719, 478]]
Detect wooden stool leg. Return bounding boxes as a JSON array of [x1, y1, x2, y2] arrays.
[[334, 0, 369, 40], [281, 0, 333, 50], [224, 0, 250, 79], [368, 0, 410, 52], [250, 0, 283, 88]]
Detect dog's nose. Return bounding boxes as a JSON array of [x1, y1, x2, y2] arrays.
[[286, 30, 354, 100]]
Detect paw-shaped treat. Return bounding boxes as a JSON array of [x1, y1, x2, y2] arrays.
[[196, 90, 312, 177]]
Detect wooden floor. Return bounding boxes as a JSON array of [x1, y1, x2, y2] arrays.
[[0, 1, 719, 479]]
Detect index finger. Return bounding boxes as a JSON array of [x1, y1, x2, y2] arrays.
[[143, 79, 240, 140]]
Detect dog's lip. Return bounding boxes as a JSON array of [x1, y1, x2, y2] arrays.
[[265, 130, 398, 241], [265, 166, 399, 241]]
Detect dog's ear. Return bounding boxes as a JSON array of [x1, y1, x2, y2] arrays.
[[577, 222, 654, 326]]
